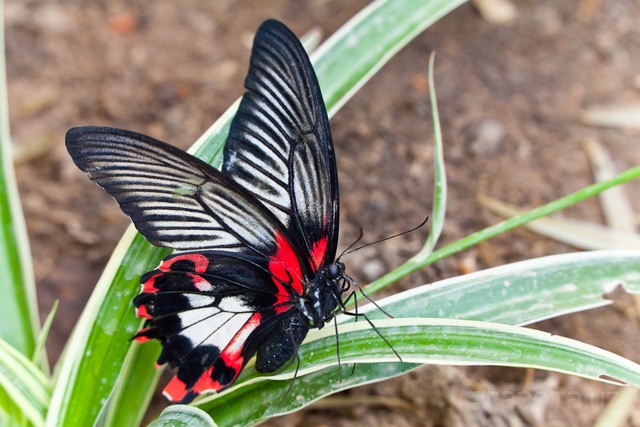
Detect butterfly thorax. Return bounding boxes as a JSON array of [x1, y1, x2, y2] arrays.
[[299, 262, 350, 329]]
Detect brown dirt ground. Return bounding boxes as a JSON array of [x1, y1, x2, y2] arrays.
[[7, 0, 640, 426]]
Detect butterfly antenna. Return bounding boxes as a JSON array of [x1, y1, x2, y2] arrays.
[[342, 215, 429, 258], [335, 226, 364, 262]]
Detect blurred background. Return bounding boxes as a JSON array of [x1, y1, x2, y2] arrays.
[[6, 0, 640, 425]]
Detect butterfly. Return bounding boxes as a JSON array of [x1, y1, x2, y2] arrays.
[[66, 19, 360, 403]]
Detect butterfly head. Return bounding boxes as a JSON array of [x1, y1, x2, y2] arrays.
[[326, 262, 345, 280], [300, 262, 352, 329]]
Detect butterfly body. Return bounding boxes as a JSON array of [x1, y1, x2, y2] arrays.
[[67, 19, 353, 403], [299, 261, 349, 329]]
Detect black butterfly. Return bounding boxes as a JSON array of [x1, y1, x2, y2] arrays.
[[66, 19, 361, 403]]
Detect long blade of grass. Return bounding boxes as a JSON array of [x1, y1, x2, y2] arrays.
[[48, 1, 469, 426], [364, 165, 640, 296], [0, 2, 44, 423], [0, 338, 51, 427], [0, 0, 39, 359], [414, 52, 446, 258], [46, 229, 171, 427], [102, 341, 161, 427], [478, 194, 640, 250], [313, 0, 467, 116], [593, 386, 638, 427], [585, 137, 640, 427], [32, 301, 58, 368], [584, 138, 636, 232], [197, 317, 640, 426]]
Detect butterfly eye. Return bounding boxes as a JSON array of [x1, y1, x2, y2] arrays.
[[327, 263, 343, 279]]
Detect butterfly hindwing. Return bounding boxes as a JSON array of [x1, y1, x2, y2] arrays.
[[133, 251, 308, 402], [224, 19, 339, 271]]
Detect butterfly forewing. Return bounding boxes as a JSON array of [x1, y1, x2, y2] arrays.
[[66, 126, 299, 259], [224, 20, 339, 271]]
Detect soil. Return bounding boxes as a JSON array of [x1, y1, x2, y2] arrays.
[[6, 0, 640, 426]]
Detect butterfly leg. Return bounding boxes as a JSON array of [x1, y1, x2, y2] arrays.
[[336, 289, 359, 377], [332, 315, 345, 381], [333, 291, 403, 363], [350, 277, 394, 319], [279, 341, 303, 405]]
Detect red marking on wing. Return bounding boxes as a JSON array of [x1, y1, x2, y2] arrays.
[[188, 273, 213, 291], [134, 328, 151, 343], [310, 236, 328, 271], [219, 312, 262, 371], [162, 313, 264, 401], [191, 366, 222, 396], [269, 231, 303, 295], [136, 304, 152, 319], [141, 274, 159, 293], [159, 253, 209, 273], [163, 376, 189, 402]]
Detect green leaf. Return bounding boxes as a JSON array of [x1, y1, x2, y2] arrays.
[[0, 337, 51, 427], [102, 341, 162, 427], [48, 1, 469, 426], [415, 52, 446, 258], [199, 318, 640, 426], [148, 405, 217, 427], [0, 0, 39, 360], [199, 363, 416, 427], [47, 229, 172, 427], [197, 250, 640, 424], [368, 250, 640, 324], [312, 0, 468, 116], [0, 3, 45, 424], [32, 301, 58, 369]]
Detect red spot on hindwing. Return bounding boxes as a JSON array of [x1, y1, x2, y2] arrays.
[[159, 253, 209, 273], [219, 312, 262, 371], [163, 376, 189, 402], [188, 273, 213, 291], [136, 304, 152, 319], [142, 274, 159, 293], [191, 367, 221, 395], [134, 328, 151, 343]]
